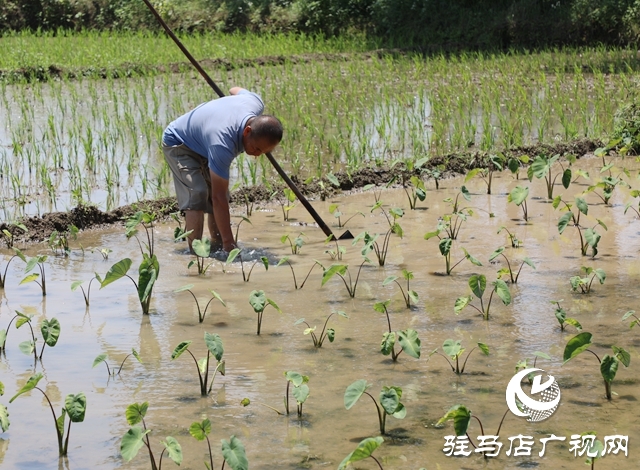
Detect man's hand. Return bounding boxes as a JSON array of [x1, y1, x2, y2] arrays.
[[209, 169, 236, 250]]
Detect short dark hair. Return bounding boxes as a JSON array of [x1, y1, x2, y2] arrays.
[[250, 115, 283, 143]]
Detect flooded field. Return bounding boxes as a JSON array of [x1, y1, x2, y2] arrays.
[[1, 154, 639, 469]]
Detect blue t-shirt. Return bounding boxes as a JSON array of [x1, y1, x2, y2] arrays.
[[163, 89, 264, 180]]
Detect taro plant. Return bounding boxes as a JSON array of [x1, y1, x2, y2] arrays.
[[324, 235, 346, 261], [189, 420, 249, 470], [507, 185, 530, 222], [1, 222, 27, 249], [554, 196, 607, 257], [71, 275, 100, 306], [319, 259, 369, 298], [284, 371, 310, 417], [429, 339, 489, 374], [353, 228, 400, 267], [527, 153, 574, 199], [11, 312, 60, 362], [249, 290, 282, 335], [279, 187, 296, 221], [189, 237, 215, 274], [47, 224, 79, 256], [329, 204, 364, 228], [497, 226, 522, 248], [423, 164, 445, 189], [623, 189, 640, 218], [551, 300, 582, 331], [344, 380, 406, 435], [465, 153, 506, 194], [437, 404, 510, 454], [570, 266, 605, 294], [174, 284, 226, 323], [423, 230, 482, 275], [170, 211, 192, 242], [125, 210, 156, 257], [375, 300, 421, 362], [402, 175, 427, 209], [489, 247, 535, 283], [454, 274, 511, 320], [622, 310, 640, 329], [0, 250, 21, 289], [226, 248, 269, 282], [10, 373, 86, 457], [281, 232, 305, 254], [99, 257, 159, 314], [382, 269, 418, 308], [515, 351, 552, 383], [276, 257, 319, 290], [171, 332, 225, 396], [0, 381, 8, 433], [14, 248, 47, 296], [120, 402, 182, 470], [339, 436, 385, 470], [438, 185, 474, 239], [294, 311, 348, 348], [563, 332, 630, 400], [92, 348, 142, 376], [585, 168, 630, 205]]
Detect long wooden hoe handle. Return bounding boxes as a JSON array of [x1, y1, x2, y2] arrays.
[[141, 0, 337, 239]]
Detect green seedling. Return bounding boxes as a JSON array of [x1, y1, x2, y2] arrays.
[[294, 311, 348, 348], [98, 247, 112, 260], [515, 351, 552, 384], [99, 257, 159, 314], [189, 238, 215, 274], [170, 211, 193, 243], [424, 230, 482, 275], [281, 232, 305, 254], [551, 300, 582, 331], [226, 249, 269, 282], [375, 301, 421, 362], [249, 290, 282, 335], [276, 257, 319, 290], [563, 332, 630, 400], [497, 226, 522, 248], [527, 153, 574, 199], [10, 373, 86, 456], [423, 165, 445, 189], [71, 276, 100, 306], [506, 155, 531, 180], [14, 248, 47, 296], [319, 259, 369, 298], [623, 189, 640, 217], [279, 187, 297, 221], [339, 436, 385, 470], [402, 175, 427, 209], [11, 311, 60, 362], [622, 310, 640, 329], [233, 216, 251, 243], [0, 251, 21, 289], [382, 269, 418, 308], [582, 432, 604, 470], [437, 404, 510, 455], [47, 224, 79, 256], [284, 371, 310, 416], [440, 186, 473, 239], [465, 153, 506, 194], [189, 419, 249, 470], [344, 380, 406, 435], [507, 185, 530, 221], [429, 339, 489, 374], [1, 222, 27, 249], [120, 402, 182, 470], [585, 167, 630, 205], [0, 380, 8, 432], [0, 312, 21, 354], [92, 349, 142, 376], [171, 332, 225, 396], [570, 266, 605, 294], [174, 284, 226, 323], [354, 223, 402, 267], [554, 196, 607, 257], [455, 274, 511, 320], [489, 247, 535, 283], [329, 204, 364, 228], [370, 201, 404, 230], [324, 235, 346, 261], [125, 210, 157, 257]]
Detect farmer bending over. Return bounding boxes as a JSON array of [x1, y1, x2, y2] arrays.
[[162, 87, 283, 252]]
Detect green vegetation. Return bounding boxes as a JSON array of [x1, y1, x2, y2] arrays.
[[344, 380, 406, 435]]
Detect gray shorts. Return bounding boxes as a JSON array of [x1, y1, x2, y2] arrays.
[[163, 143, 214, 213]]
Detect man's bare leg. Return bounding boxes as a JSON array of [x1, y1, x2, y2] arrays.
[[207, 212, 223, 251], [184, 210, 204, 252]]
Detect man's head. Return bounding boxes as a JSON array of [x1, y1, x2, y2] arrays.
[[242, 115, 283, 157]]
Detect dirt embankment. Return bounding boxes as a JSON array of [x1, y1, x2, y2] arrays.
[[0, 138, 601, 246]]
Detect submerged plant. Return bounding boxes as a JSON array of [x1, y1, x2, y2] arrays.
[[10, 373, 86, 456], [375, 301, 421, 362], [497, 226, 522, 248], [324, 236, 346, 261], [455, 274, 511, 320], [284, 371, 310, 417], [507, 186, 530, 221], [344, 380, 406, 435], [276, 257, 319, 290], [189, 420, 249, 470], [570, 266, 605, 294], [622, 310, 640, 329], [515, 351, 551, 383], [249, 290, 282, 335], [294, 311, 348, 348], [423, 230, 482, 275], [527, 153, 574, 199], [354, 224, 402, 267], [226, 249, 269, 282], [319, 259, 369, 298], [47, 224, 79, 256], [279, 188, 296, 221], [465, 153, 507, 195], [585, 168, 630, 205], [551, 300, 582, 331], [14, 248, 47, 296], [71, 276, 100, 306], [429, 339, 489, 374], [174, 284, 226, 323], [437, 404, 510, 455], [125, 210, 157, 257], [563, 332, 630, 400], [329, 204, 364, 228], [171, 332, 225, 396], [10, 312, 60, 362], [281, 232, 305, 254], [554, 196, 607, 257], [402, 175, 427, 209], [489, 247, 535, 283], [339, 436, 385, 470], [92, 349, 142, 376], [99, 257, 159, 314], [382, 269, 418, 308], [120, 402, 182, 469], [189, 238, 215, 274]]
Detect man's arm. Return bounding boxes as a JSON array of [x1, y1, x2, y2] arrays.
[[209, 169, 236, 251], [229, 87, 244, 95]]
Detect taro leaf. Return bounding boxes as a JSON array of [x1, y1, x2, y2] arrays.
[[276, 256, 290, 267], [392, 402, 407, 419], [41, 318, 61, 347], [56, 408, 67, 440], [0, 403, 9, 432], [438, 238, 452, 256], [15, 311, 31, 328], [204, 332, 224, 362], [594, 269, 606, 284], [0, 329, 6, 348], [199, 356, 209, 374], [464, 168, 480, 182], [584, 229, 600, 249], [125, 402, 149, 426], [461, 185, 471, 201], [530, 156, 549, 180], [161, 436, 183, 465], [19, 273, 39, 285], [192, 238, 211, 258], [563, 332, 593, 363], [171, 341, 192, 360], [509, 186, 529, 206], [462, 248, 482, 266], [121, 426, 149, 462], [555, 306, 566, 323], [564, 318, 583, 331], [260, 256, 269, 270], [437, 404, 471, 437], [344, 379, 370, 410], [326, 173, 340, 187], [569, 276, 584, 291], [138, 254, 159, 303], [10, 373, 44, 403], [92, 353, 108, 368], [380, 387, 400, 415], [409, 290, 419, 304], [226, 248, 241, 264], [380, 331, 396, 356], [600, 355, 619, 383], [478, 342, 490, 355], [552, 195, 562, 209], [100, 258, 132, 288], [321, 264, 348, 286], [71, 280, 83, 291], [65, 393, 86, 422], [423, 230, 440, 240], [523, 257, 536, 269], [382, 275, 398, 286], [25, 257, 39, 273], [266, 298, 282, 313], [174, 284, 194, 293], [338, 437, 384, 470], [294, 318, 306, 326], [292, 384, 310, 404], [373, 301, 390, 313], [443, 339, 462, 358], [454, 296, 471, 314], [249, 290, 266, 312], [533, 351, 551, 360], [13, 248, 27, 263], [190, 418, 212, 440], [210, 290, 226, 307], [576, 197, 588, 215], [0, 381, 3, 395], [597, 219, 608, 231], [390, 208, 404, 219], [468, 274, 486, 298], [557, 212, 573, 234], [397, 329, 421, 358], [19, 340, 35, 356], [493, 279, 511, 305], [221, 435, 248, 470], [508, 158, 520, 174], [612, 346, 631, 367], [562, 168, 572, 189], [489, 247, 505, 262], [285, 371, 305, 387], [132, 349, 142, 363], [327, 328, 336, 342]]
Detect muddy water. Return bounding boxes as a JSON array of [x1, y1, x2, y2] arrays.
[[1, 155, 640, 469]]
